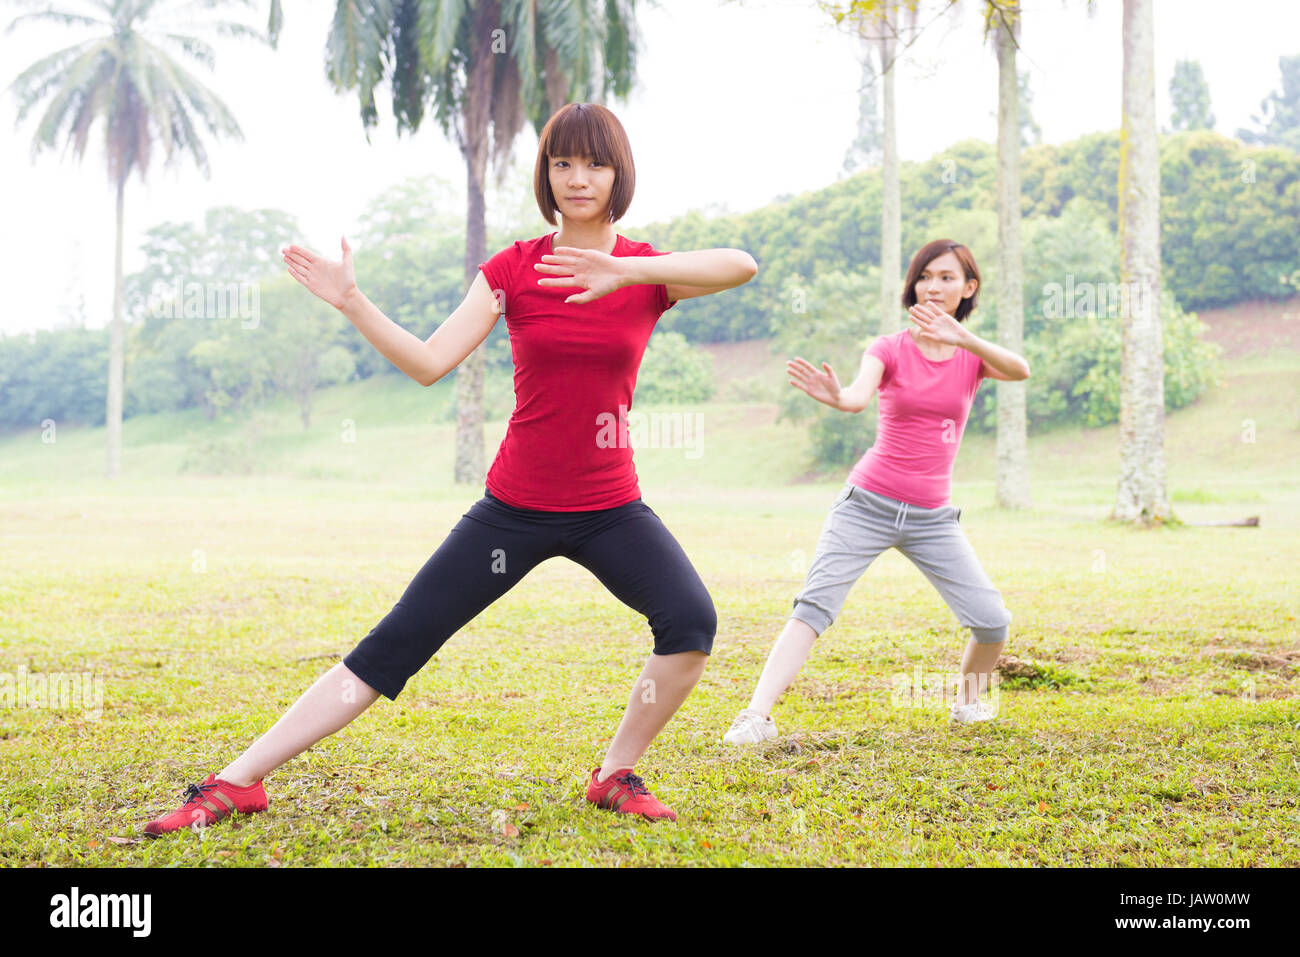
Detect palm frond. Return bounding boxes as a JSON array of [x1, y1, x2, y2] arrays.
[[3, 5, 108, 35], [326, 0, 396, 136], [25, 42, 116, 157], [421, 0, 470, 74], [6, 39, 105, 122], [157, 32, 217, 70]]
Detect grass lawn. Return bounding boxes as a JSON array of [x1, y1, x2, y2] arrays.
[[1, 345, 1297, 866]]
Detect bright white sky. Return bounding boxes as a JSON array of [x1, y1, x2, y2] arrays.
[[2, 0, 1297, 336]]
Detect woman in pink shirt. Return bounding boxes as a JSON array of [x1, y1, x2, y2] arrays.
[[725, 240, 1030, 744], [141, 104, 757, 834]]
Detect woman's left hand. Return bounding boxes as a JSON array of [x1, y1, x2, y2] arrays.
[[908, 302, 970, 346], [534, 247, 628, 304]]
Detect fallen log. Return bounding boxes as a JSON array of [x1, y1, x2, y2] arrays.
[[1187, 516, 1260, 527]]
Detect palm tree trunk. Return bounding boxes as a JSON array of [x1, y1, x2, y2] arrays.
[[994, 4, 1030, 509], [878, 14, 901, 336], [106, 176, 126, 479], [1114, 0, 1172, 524], [545, 47, 568, 114], [453, 3, 496, 485]]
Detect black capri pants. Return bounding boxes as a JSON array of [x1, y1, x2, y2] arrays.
[[343, 489, 717, 700]]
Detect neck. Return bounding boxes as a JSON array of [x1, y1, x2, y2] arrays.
[[554, 217, 618, 253], [910, 328, 953, 352]]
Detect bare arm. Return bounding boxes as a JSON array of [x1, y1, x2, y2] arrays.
[[907, 302, 1030, 380], [960, 330, 1031, 381], [282, 236, 500, 387], [339, 274, 500, 387], [535, 246, 757, 304], [788, 346, 885, 414], [622, 249, 758, 303]]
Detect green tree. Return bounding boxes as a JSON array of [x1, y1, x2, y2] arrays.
[[324, 0, 641, 484], [774, 269, 880, 470], [1169, 59, 1214, 132], [986, 0, 1030, 508], [842, 44, 882, 174], [1237, 54, 1300, 152], [5, 0, 281, 478], [1115, 0, 1172, 525], [1018, 68, 1041, 147], [634, 332, 715, 405], [822, 1, 930, 337]]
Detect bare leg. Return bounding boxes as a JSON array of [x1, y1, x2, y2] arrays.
[[216, 663, 382, 787], [746, 617, 819, 717], [597, 650, 707, 781], [956, 637, 1005, 707]]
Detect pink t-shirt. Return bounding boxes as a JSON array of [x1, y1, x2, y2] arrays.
[[847, 329, 987, 508]]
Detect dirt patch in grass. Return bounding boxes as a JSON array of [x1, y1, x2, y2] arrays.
[[1196, 297, 1300, 359], [1202, 648, 1300, 673]]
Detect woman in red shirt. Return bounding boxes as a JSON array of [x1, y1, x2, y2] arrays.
[[142, 103, 756, 834]]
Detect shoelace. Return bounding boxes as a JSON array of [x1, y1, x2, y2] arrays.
[[182, 780, 220, 807], [614, 771, 652, 797]]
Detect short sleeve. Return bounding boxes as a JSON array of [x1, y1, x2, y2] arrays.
[[866, 334, 895, 387], [478, 243, 520, 308]]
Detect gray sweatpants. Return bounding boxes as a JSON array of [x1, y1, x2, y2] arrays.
[[791, 483, 1011, 643]]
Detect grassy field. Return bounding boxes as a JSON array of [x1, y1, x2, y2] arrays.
[[1, 329, 1297, 866]]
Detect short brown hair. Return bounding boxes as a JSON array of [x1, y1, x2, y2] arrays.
[[534, 103, 636, 226], [901, 239, 981, 322]]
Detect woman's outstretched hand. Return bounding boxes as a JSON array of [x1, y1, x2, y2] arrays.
[[534, 246, 627, 304], [908, 301, 969, 346], [788, 357, 844, 409], [282, 237, 358, 310]]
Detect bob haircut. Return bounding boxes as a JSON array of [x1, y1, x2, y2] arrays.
[[901, 239, 981, 322], [534, 103, 636, 226]]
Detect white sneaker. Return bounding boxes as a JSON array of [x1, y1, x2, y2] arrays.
[[723, 708, 777, 745], [949, 700, 997, 725]]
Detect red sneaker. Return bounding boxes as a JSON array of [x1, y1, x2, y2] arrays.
[[585, 767, 677, 821], [142, 773, 268, 837]]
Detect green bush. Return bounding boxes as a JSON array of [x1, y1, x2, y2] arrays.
[[773, 270, 880, 470], [634, 331, 715, 405]]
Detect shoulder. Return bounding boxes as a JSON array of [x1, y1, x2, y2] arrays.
[[868, 330, 905, 357], [488, 234, 549, 263], [615, 235, 670, 258], [479, 235, 549, 287]]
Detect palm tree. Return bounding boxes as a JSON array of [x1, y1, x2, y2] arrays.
[[1114, 0, 1172, 524], [985, 0, 1029, 509], [5, 0, 282, 479], [325, 0, 639, 484]]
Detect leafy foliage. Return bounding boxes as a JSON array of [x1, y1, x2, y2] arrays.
[[635, 332, 716, 405]]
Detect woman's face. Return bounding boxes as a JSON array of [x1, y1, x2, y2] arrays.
[[548, 153, 616, 223], [915, 250, 977, 318]]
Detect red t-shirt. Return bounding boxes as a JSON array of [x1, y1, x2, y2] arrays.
[[847, 329, 987, 508], [477, 231, 675, 510]]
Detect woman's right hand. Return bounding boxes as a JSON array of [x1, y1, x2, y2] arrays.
[[787, 357, 845, 410], [281, 236, 358, 310]]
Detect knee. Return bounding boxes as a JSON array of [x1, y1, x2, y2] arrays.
[[970, 624, 1008, 645], [791, 599, 833, 638], [656, 592, 716, 655]]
